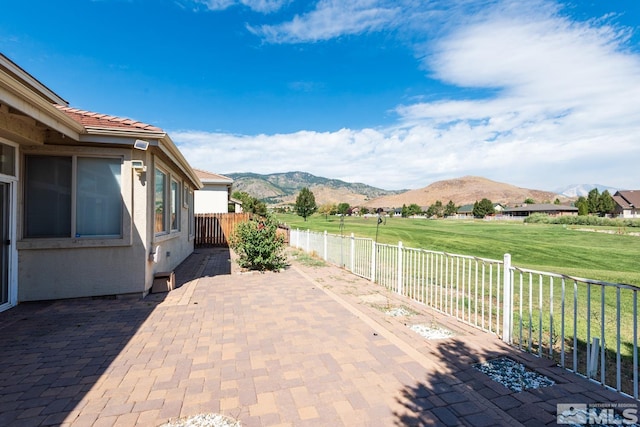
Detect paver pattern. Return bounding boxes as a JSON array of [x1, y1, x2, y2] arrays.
[[0, 247, 636, 426]]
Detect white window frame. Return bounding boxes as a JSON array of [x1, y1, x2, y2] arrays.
[[170, 178, 180, 232], [153, 161, 186, 238], [0, 137, 18, 312], [154, 167, 168, 235], [18, 146, 132, 250]]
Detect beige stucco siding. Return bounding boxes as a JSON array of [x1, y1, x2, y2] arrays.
[[18, 246, 146, 301], [16, 145, 197, 301], [194, 185, 229, 214]]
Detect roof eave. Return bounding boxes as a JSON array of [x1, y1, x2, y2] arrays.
[[81, 126, 166, 139], [0, 53, 68, 105], [158, 134, 202, 189], [0, 68, 83, 140], [201, 179, 233, 185]]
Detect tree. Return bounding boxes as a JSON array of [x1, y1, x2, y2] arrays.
[[294, 187, 317, 221], [426, 200, 444, 218], [575, 196, 588, 216], [232, 191, 267, 216], [401, 204, 409, 218], [336, 202, 351, 215], [587, 188, 600, 214], [553, 198, 561, 205], [318, 203, 336, 220], [473, 198, 495, 218], [444, 200, 458, 217], [598, 190, 615, 216], [524, 198, 535, 204], [407, 203, 422, 216]]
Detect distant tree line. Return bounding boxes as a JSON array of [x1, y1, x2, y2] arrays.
[[276, 187, 620, 222], [574, 189, 615, 216]]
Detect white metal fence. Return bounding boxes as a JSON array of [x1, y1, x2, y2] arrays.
[[290, 228, 639, 401]]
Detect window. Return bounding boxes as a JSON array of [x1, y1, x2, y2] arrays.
[[171, 179, 179, 231], [188, 188, 194, 237], [155, 168, 167, 234], [25, 156, 72, 238], [155, 167, 186, 235], [77, 158, 122, 236], [25, 155, 122, 238], [0, 143, 16, 177]]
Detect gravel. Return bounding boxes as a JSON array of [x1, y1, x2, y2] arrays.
[[474, 357, 554, 392], [409, 324, 454, 339], [159, 413, 241, 427], [385, 307, 414, 317]]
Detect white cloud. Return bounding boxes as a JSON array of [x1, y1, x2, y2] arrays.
[[194, 0, 290, 13], [175, 0, 640, 192], [248, 0, 400, 43]]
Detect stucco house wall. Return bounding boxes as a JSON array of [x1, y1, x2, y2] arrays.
[[613, 191, 640, 219], [195, 187, 230, 213], [0, 54, 201, 308], [194, 169, 233, 214]]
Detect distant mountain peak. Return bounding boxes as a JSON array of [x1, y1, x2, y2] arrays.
[[227, 171, 402, 206], [364, 176, 565, 208], [555, 184, 618, 198]]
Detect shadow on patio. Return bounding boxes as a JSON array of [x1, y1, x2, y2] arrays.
[[0, 247, 226, 426]]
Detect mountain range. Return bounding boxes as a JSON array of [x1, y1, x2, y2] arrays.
[[227, 171, 403, 206], [228, 172, 615, 208]]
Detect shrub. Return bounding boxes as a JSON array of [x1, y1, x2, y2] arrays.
[[229, 215, 287, 271], [524, 214, 640, 227]]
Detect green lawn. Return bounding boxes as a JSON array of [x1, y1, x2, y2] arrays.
[[278, 213, 640, 286]]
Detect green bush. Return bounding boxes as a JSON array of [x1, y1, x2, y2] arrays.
[[524, 214, 640, 227], [229, 215, 287, 271]]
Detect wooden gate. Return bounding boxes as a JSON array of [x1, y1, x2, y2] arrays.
[[195, 213, 250, 247]]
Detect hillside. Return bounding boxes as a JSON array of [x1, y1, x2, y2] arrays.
[[363, 176, 566, 208], [227, 171, 403, 206]]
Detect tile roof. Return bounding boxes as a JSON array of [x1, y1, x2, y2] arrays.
[[54, 105, 163, 132], [503, 203, 578, 212], [614, 190, 640, 208], [193, 168, 233, 182]]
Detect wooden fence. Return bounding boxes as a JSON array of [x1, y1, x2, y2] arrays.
[[195, 213, 250, 247]]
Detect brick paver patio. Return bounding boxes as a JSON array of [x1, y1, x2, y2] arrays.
[[0, 247, 636, 426]]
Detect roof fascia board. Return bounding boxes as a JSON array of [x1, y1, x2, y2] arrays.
[[158, 135, 202, 189], [0, 54, 68, 105], [80, 127, 166, 140], [0, 70, 82, 139], [202, 179, 233, 185], [77, 134, 160, 147]]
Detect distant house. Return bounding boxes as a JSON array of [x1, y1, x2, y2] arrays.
[[0, 54, 201, 312], [612, 190, 640, 218], [194, 169, 234, 214], [453, 203, 504, 218], [503, 204, 578, 217], [456, 204, 475, 218]]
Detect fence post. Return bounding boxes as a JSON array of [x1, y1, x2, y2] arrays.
[[350, 233, 355, 273], [306, 229, 310, 252], [323, 230, 328, 261], [397, 241, 403, 295], [502, 253, 513, 344], [371, 240, 376, 282]]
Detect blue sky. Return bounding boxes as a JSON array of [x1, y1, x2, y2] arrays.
[[2, 0, 639, 191]]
